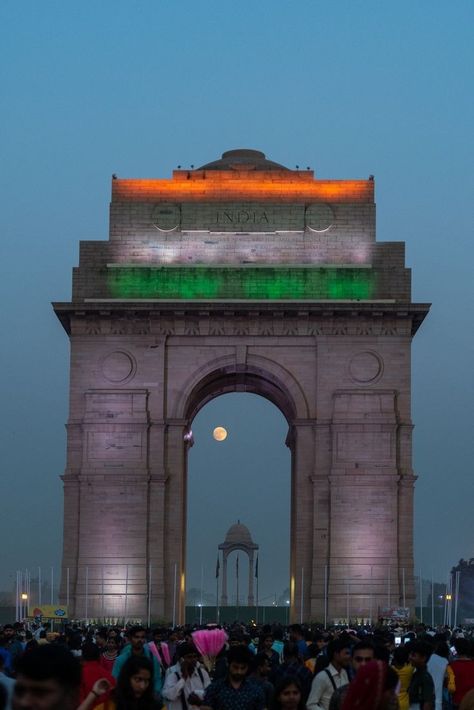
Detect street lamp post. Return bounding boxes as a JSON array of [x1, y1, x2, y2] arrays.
[[21, 593, 28, 620]]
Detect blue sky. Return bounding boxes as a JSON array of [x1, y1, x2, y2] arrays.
[[1, 1, 473, 602]]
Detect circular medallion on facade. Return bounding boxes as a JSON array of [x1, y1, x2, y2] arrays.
[[349, 350, 383, 383], [101, 351, 136, 383], [151, 203, 181, 231], [305, 203, 334, 232]]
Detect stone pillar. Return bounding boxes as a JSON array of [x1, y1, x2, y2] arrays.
[[310, 422, 332, 623], [221, 553, 228, 606], [248, 550, 255, 606], [398, 473, 417, 610], [290, 421, 316, 623], [310, 473, 331, 622], [162, 421, 188, 624], [59, 474, 80, 616], [148, 469, 167, 620]]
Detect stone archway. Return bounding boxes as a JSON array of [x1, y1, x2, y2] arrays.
[[54, 148, 429, 624], [160, 359, 311, 624]]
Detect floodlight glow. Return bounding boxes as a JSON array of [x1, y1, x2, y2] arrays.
[[107, 266, 376, 300]]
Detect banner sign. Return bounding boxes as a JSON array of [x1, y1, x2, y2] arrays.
[[28, 605, 68, 619], [381, 607, 410, 621]]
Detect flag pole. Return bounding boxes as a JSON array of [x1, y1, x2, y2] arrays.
[[324, 564, 328, 629], [66, 567, 70, 612], [431, 570, 434, 627], [124, 564, 129, 624], [172, 563, 177, 628], [300, 567, 304, 624], [215, 554, 220, 623], [38, 566, 42, 606], [199, 564, 204, 625], [447, 572, 452, 626], [85, 566, 89, 626], [387, 565, 391, 609], [255, 555, 259, 625], [147, 563, 152, 628], [15, 571, 19, 622], [236, 554, 240, 620], [346, 577, 350, 625], [454, 570, 460, 627], [369, 565, 373, 626], [443, 573, 448, 626], [402, 568, 406, 610], [419, 571, 423, 623], [102, 565, 105, 621]]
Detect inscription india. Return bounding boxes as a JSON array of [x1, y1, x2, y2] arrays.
[[180, 202, 305, 232], [151, 202, 337, 233], [215, 209, 269, 224]]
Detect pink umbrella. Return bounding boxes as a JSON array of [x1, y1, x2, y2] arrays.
[[148, 641, 171, 668], [191, 628, 228, 673]]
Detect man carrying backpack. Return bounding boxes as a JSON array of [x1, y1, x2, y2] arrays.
[[162, 642, 210, 710], [307, 639, 351, 710]]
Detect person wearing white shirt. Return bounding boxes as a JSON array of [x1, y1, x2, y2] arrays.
[[162, 642, 210, 710], [427, 639, 449, 710], [306, 639, 351, 710]]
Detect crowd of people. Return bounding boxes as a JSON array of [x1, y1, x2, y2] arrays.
[[0, 619, 474, 710]]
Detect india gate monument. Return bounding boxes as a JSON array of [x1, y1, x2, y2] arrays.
[[53, 148, 429, 623]]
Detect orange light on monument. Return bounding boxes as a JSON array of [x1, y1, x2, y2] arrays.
[[213, 426, 228, 442], [113, 176, 373, 203]]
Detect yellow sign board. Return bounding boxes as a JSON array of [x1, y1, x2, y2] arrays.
[[28, 605, 68, 619]]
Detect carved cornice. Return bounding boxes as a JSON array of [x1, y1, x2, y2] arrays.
[[53, 301, 429, 337]]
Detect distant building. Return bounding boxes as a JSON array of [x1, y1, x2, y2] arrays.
[[451, 559, 474, 624], [218, 521, 258, 606]]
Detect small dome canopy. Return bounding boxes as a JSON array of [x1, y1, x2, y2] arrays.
[[198, 148, 289, 172], [219, 520, 258, 549]]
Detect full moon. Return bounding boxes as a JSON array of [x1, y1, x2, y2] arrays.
[[213, 426, 228, 442]]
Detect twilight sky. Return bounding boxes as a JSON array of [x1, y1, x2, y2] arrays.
[[0, 1, 473, 605]]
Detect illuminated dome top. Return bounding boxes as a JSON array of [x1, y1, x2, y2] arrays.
[[198, 149, 289, 172], [223, 521, 256, 546]]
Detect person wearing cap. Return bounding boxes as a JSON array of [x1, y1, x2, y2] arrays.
[[162, 642, 210, 710]]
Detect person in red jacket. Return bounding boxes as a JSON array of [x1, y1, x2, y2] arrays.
[[449, 638, 474, 709], [79, 642, 115, 708]]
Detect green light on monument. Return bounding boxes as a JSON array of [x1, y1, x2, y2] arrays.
[[107, 266, 375, 300]]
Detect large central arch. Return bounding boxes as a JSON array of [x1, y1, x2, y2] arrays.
[[54, 149, 429, 623], [157, 351, 317, 624], [177, 359, 302, 620], [182, 358, 303, 423]]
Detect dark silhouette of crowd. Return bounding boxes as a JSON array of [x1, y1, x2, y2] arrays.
[[0, 619, 474, 709]]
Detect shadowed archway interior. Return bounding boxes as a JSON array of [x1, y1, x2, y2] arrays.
[[186, 392, 291, 612]]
